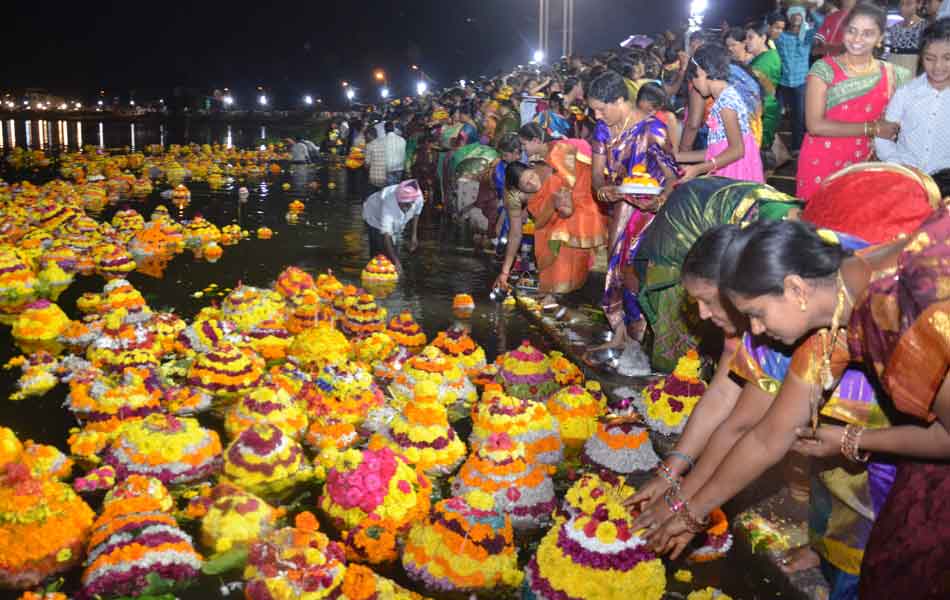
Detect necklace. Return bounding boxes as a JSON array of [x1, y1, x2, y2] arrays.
[[844, 55, 876, 75], [811, 271, 853, 431], [608, 111, 635, 143]]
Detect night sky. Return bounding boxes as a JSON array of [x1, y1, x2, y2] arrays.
[[6, 0, 770, 104]]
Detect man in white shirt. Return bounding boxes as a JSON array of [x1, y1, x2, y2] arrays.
[[364, 127, 388, 190], [362, 179, 424, 274], [383, 121, 407, 185], [876, 19, 950, 192]]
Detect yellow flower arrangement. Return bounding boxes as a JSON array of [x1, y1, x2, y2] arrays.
[[11, 300, 70, 343], [687, 588, 734, 600], [354, 331, 397, 365], [222, 423, 312, 499], [287, 324, 352, 369], [546, 384, 606, 449], [637, 349, 706, 435], [200, 483, 279, 554], [224, 385, 308, 441]]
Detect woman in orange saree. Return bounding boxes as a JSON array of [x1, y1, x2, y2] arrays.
[[515, 129, 608, 298]]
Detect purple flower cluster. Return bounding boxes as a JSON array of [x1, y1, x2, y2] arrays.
[[555, 527, 655, 571]]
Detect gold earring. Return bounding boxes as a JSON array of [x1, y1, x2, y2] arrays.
[[800, 300, 808, 312]]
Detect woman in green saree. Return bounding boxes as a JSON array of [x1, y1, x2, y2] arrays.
[[746, 22, 783, 151], [634, 177, 801, 372]]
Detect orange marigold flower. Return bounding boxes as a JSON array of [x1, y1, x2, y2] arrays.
[[294, 510, 319, 532], [341, 564, 377, 600]]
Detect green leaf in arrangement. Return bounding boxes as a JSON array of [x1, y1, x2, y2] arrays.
[[202, 545, 249, 575]]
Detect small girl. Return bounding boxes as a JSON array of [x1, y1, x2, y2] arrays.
[[636, 82, 683, 152], [676, 43, 765, 183]]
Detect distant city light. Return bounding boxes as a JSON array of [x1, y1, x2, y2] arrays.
[[97, 100, 104, 106], [411, 64, 419, 71], [380, 87, 390, 99], [129, 100, 135, 106], [416, 81, 428, 96], [374, 70, 385, 82], [345, 88, 355, 101], [459, 79, 467, 87], [533, 49, 545, 63], [258, 94, 268, 106], [304, 94, 313, 105], [59, 103, 68, 110], [223, 95, 234, 106], [342, 81, 349, 87]]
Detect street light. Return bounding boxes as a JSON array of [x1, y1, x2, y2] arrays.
[[416, 81, 428, 96], [258, 94, 268, 106], [346, 88, 355, 101], [303, 94, 313, 105], [374, 69, 386, 82], [223, 95, 234, 107], [380, 87, 390, 99], [533, 49, 545, 63], [342, 80, 349, 87]]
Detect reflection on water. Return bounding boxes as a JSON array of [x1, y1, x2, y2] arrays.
[[0, 118, 285, 152]]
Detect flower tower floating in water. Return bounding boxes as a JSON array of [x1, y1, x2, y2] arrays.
[[471, 384, 563, 467], [582, 395, 660, 475], [429, 326, 487, 374], [545, 382, 607, 451], [525, 474, 667, 600], [222, 423, 312, 499], [391, 346, 477, 420], [635, 349, 706, 437], [80, 473, 202, 599], [342, 293, 387, 338], [374, 381, 466, 477], [361, 254, 398, 284], [403, 490, 523, 593], [496, 340, 559, 402], [452, 432, 556, 532], [0, 461, 95, 589]]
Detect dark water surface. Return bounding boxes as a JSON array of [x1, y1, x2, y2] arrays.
[[0, 122, 790, 599]]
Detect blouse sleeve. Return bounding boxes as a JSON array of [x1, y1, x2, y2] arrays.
[[504, 190, 523, 222], [808, 58, 835, 85], [591, 119, 610, 156], [788, 329, 851, 389], [730, 335, 783, 395]]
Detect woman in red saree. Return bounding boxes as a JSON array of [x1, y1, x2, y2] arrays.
[[797, 3, 910, 200]]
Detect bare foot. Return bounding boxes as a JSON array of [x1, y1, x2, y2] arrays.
[[585, 328, 628, 361], [778, 546, 821, 574]]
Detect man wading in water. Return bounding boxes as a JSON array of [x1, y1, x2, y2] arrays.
[[362, 179, 424, 275]]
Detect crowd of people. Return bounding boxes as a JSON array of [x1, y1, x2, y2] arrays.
[[333, 4, 950, 596]]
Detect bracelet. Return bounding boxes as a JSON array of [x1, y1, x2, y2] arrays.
[[655, 462, 681, 490], [663, 489, 710, 534], [666, 451, 696, 473], [709, 156, 718, 172], [840, 424, 870, 463]]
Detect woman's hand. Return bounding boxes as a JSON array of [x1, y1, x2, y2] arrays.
[[626, 193, 663, 212], [492, 271, 511, 292], [626, 475, 674, 514], [597, 186, 624, 203], [645, 515, 696, 559], [554, 189, 574, 217], [875, 120, 899, 141], [792, 425, 845, 458], [678, 163, 707, 183], [629, 493, 675, 532]]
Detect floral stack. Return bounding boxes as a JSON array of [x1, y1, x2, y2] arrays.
[[470, 384, 563, 467], [361, 254, 399, 284], [525, 473, 667, 600], [186, 343, 265, 399], [452, 433, 556, 532], [545, 382, 607, 451], [80, 473, 203, 598], [402, 491, 523, 594], [319, 446, 431, 564], [220, 285, 286, 333], [0, 461, 95, 589], [386, 311, 427, 352], [103, 413, 222, 485], [223, 384, 307, 441], [451, 293, 475, 319], [635, 349, 707, 450], [374, 381, 466, 478], [429, 326, 486, 374], [221, 423, 312, 499], [307, 360, 384, 427], [392, 346, 477, 420], [198, 483, 280, 555], [582, 395, 660, 475], [495, 340, 559, 402], [342, 293, 388, 338], [243, 514, 347, 600]]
